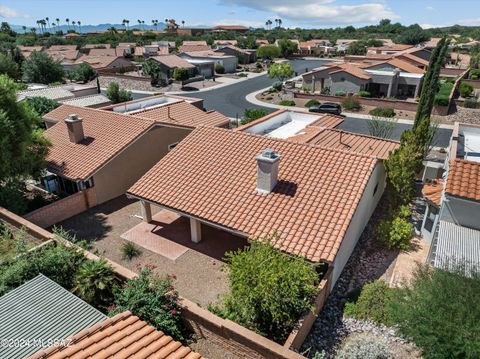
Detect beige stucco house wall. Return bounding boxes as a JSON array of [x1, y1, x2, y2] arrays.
[[91, 125, 191, 204]]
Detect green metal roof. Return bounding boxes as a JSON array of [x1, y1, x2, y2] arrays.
[[0, 274, 107, 359]]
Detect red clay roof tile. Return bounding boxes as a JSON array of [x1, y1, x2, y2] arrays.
[[445, 160, 480, 201]]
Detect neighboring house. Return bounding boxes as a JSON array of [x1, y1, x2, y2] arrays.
[[41, 96, 229, 206], [0, 274, 107, 359], [299, 40, 335, 56], [18, 84, 110, 108], [48, 45, 78, 51], [88, 48, 125, 57], [45, 49, 81, 70], [214, 45, 256, 63], [422, 122, 480, 275], [367, 44, 414, 54], [335, 39, 357, 52], [182, 40, 208, 46], [180, 51, 238, 73], [302, 59, 425, 98], [147, 55, 197, 79], [75, 55, 135, 72], [214, 39, 238, 46], [210, 25, 249, 33], [30, 311, 203, 359], [127, 124, 390, 285], [255, 39, 269, 47], [17, 45, 43, 58], [82, 43, 111, 49]]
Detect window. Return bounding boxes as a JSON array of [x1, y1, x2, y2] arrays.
[[340, 77, 346, 82], [373, 183, 379, 196], [168, 142, 179, 151]]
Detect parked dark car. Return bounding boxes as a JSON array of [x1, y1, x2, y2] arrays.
[[309, 103, 342, 115]]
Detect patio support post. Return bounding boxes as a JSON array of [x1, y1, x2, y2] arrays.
[[140, 201, 152, 223], [190, 218, 202, 243]]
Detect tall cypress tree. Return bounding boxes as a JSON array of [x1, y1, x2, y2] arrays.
[[413, 37, 447, 127]]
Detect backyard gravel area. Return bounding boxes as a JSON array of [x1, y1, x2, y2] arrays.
[[300, 192, 425, 358], [438, 105, 480, 124], [55, 195, 236, 308]]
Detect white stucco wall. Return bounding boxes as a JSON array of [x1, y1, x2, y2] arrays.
[[331, 162, 387, 285]]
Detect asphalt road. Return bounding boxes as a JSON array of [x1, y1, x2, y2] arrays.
[[179, 58, 452, 147]]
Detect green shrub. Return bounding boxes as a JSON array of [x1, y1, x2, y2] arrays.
[[111, 268, 186, 341], [121, 241, 142, 260], [464, 98, 478, 108], [341, 96, 361, 110], [242, 108, 268, 125], [369, 107, 396, 118], [173, 67, 189, 82], [302, 85, 312, 93], [212, 240, 319, 342], [279, 99, 296, 106], [336, 334, 393, 359], [106, 81, 132, 104], [459, 82, 474, 98], [357, 90, 371, 97], [305, 99, 320, 108], [238, 72, 248, 77], [0, 243, 86, 296], [321, 86, 331, 95], [26, 96, 60, 116], [343, 280, 396, 325], [272, 81, 283, 91], [215, 63, 225, 74], [73, 259, 119, 309], [377, 215, 413, 250], [69, 63, 96, 83], [22, 51, 65, 84], [334, 90, 346, 97], [434, 94, 449, 107], [470, 69, 480, 79], [390, 265, 480, 359]]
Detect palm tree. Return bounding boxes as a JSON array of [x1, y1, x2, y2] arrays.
[[72, 20, 76, 32], [265, 19, 272, 30], [137, 19, 141, 30], [125, 19, 130, 29], [108, 26, 117, 35], [55, 17, 60, 31], [182, 20, 185, 28], [278, 19, 282, 28], [77, 20, 81, 33], [141, 20, 145, 30], [122, 19, 126, 29], [22, 25, 26, 33], [36, 20, 41, 33], [45, 17, 50, 31], [30, 27, 36, 34], [65, 18, 70, 30]]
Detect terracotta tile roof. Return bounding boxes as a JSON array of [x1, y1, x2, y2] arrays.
[[182, 40, 208, 46], [132, 101, 230, 128], [445, 160, 480, 201], [302, 129, 400, 160], [385, 58, 425, 74], [128, 127, 378, 263], [214, 39, 238, 45], [46, 49, 80, 61], [88, 48, 118, 56], [49, 45, 78, 51], [76, 55, 132, 69], [395, 53, 429, 66], [29, 311, 202, 359], [212, 25, 248, 31], [178, 45, 212, 53], [256, 39, 269, 46], [44, 105, 153, 180], [330, 63, 371, 80], [183, 50, 234, 59], [367, 44, 413, 52], [423, 179, 444, 206], [150, 55, 196, 69]]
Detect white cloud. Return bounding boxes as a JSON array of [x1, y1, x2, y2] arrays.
[[219, 0, 398, 25], [0, 6, 19, 18], [189, 18, 264, 28], [425, 6, 434, 11]]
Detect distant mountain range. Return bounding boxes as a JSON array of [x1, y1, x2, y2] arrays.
[[9, 22, 173, 33]]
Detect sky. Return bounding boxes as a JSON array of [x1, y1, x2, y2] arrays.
[[1, 0, 480, 29]]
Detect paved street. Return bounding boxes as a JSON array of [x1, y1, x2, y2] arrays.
[[179, 59, 452, 147]]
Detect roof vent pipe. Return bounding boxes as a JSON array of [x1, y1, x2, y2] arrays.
[[256, 149, 281, 194], [64, 114, 85, 144]]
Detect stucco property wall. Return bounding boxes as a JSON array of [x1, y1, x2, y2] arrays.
[[331, 162, 386, 284], [329, 72, 365, 94], [93, 125, 191, 205]]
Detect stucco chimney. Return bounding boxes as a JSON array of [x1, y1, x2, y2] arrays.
[[256, 149, 281, 194], [64, 114, 84, 143]]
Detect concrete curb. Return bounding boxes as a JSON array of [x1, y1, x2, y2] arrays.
[[245, 87, 454, 129]]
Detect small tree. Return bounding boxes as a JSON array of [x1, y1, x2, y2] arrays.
[[267, 62, 293, 82], [69, 63, 96, 83], [367, 116, 397, 139], [26, 96, 60, 117], [106, 81, 132, 104], [21, 51, 65, 84], [242, 108, 268, 125], [277, 39, 298, 57], [173, 67, 189, 83], [341, 96, 361, 111], [213, 238, 319, 342], [0, 53, 20, 80], [257, 44, 281, 60], [390, 264, 480, 359], [215, 63, 225, 74], [459, 82, 474, 98], [142, 59, 161, 80]]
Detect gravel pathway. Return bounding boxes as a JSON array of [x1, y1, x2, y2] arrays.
[[300, 195, 418, 358]]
